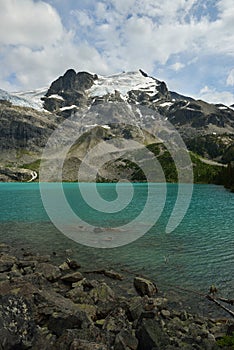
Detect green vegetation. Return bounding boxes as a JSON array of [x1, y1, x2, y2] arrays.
[[147, 144, 222, 184], [21, 159, 41, 172], [157, 151, 178, 182], [189, 153, 222, 184], [217, 161, 234, 192], [216, 334, 234, 348]]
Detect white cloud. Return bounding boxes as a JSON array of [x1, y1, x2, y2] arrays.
[[198, 86, 234, 106], [0, 0, 234, 108], [226, 69, 234, 86], [0, 0, 109, 90], [71, 10, 93, 27], [170, 62, 185, 71], [0, 0, 63, 47]]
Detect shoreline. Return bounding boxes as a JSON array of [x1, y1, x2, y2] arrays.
[[0, 242, 233, 349]]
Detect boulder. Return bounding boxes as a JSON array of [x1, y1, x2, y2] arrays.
[[66, 259, 81, 270], [47, 309, 91, 336], [90, 282, 115, 303], [59, 261, 70, 271], [104, 270, 123, 280], [61, 271, 83, 283], [36, 262, 62, 282], [136, 318, 170, 350], [127, 296, 144, 321], [103, 307, 131, 333], [0, 254, 17, 272], [66, 287, 94, 305], [133, 277, 158, 297], [114, 330, 138, 350]]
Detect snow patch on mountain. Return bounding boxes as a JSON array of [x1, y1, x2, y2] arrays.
[[0, 87, 47, 110], [89, 71, 159, 98]]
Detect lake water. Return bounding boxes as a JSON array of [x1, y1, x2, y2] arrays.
[[0, 182, 233, 316]]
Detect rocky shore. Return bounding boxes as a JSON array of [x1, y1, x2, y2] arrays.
[[0, 242, 233, 350]]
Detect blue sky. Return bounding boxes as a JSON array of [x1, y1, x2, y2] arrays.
[[0, 0, 234, 105]]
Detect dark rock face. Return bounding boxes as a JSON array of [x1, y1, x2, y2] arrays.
[[46, 70, 96, 96], [43, 69, 97, 113]]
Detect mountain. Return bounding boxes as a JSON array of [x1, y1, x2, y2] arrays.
[[0, 69, 233, 184]]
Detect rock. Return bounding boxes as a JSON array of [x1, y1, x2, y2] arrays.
[[103, 307, 131, 333], [133, 276, 158, 297], [66, 287, 94, 305], [0, 254, 16, 272], [61, 271, 83, 283], [36, 262, 62, 282], [18, 259, 37, 269], [52, 327, 105, 350], [136, 318, 170, 350], [90, 282, 115, 303], [59, 261, 70, 271], [104, 270, 123, 280], [75, 303, 97, 320], [66, 259, 81, 270], [70, 339, 108, 350], [47, 309, 91, 336], [44, 69, 96, 112], [180, 310, 189, 321], [161, 309, 171, 319], [153, 297, 168, 310], [0, 243, 10, 253], [22, 254, 51, 263], [127, 296, 144, 321], [114, 330, 138, 350], [0, 294, 36, 348]]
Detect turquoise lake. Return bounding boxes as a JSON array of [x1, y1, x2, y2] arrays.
[[0, 182, 233, 316]]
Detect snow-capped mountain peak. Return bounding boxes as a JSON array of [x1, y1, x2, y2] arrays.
[[89, 70, 160, 98]]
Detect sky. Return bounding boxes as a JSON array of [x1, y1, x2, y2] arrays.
[[0, 0, 234, 106]]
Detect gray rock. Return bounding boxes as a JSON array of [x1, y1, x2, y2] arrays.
[[59, 261, 70, 271], [61, 271, 83, 283], [136, 318, 170, 350], [47, 309, 91, 336], [114, 330, 138, 350], [134, 276, 158, 297], [90, 282, 115, 303], [36, 262, 62, 282], [66, 259, 81, 270], [104, 269, 123, 280], [161, 309, 171, 319], [0, 254, 16, 272], [127, 296, 144, 321]]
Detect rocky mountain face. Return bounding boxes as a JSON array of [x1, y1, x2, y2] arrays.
[[0, 69, 233, 183]]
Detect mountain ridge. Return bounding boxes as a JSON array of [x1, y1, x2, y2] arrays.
[[0, 69, 233, 186]]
